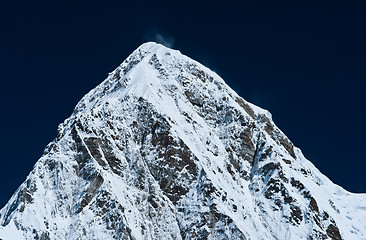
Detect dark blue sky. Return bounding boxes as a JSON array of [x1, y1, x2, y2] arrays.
[[1, 2, 365, 208]]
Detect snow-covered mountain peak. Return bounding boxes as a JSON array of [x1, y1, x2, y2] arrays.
[[135, 41, 169, 52], [1, 43, 365, 240], [72, 42, 270, 122]]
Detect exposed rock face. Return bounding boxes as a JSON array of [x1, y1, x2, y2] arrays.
[[0, 42, 366, 239]]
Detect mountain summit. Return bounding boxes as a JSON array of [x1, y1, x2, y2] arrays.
[[1, 42, 365, 239]]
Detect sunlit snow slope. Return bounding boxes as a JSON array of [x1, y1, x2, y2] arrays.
[[0, 42, 365, 240]]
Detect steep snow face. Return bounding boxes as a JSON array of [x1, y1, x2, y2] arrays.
[[0, 42, 365, 240]]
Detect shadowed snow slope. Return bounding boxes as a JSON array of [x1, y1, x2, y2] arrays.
[[0, 42, 365, 239]]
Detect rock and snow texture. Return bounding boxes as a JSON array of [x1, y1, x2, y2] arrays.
[[0, 42, 366, 240]]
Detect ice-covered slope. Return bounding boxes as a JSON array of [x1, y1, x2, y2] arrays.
[[1, 42, 365, 239]]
